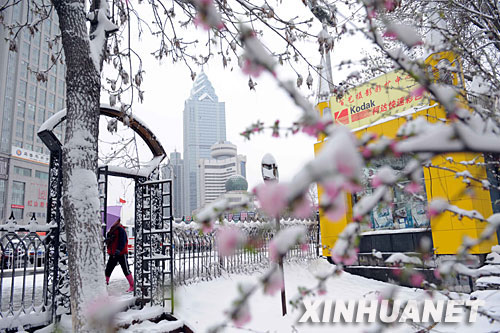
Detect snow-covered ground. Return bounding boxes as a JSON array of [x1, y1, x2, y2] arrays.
[[7, 257, 500, 332], [175, 258, 500, 333]]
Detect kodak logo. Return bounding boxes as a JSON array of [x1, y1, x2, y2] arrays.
[[334, 108, 349, 125], [350, 100, 375, 114]]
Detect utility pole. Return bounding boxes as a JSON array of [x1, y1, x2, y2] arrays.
[[261, 153, 287, 316]]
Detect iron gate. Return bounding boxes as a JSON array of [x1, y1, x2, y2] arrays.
[[98, 166, 109, 263], [134, 179, 174, 311]]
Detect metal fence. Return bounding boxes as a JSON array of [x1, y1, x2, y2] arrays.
[[0, 214, 319, 330], [172, 219, 319, 284], [0, 214, 56, 331]]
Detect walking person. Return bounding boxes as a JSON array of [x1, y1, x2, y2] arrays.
[[105, 218, 134, 292]]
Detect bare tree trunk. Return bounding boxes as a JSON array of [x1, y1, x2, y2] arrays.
[[51, 0, 106, 331]]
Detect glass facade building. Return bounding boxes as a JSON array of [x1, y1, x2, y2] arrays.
[[161, 151, 184, 219], [0, 3, 66, 223], [183, 72, 226, 216]]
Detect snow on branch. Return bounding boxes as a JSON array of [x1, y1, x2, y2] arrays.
[[397, 114, 500, 154], [89, 0, 118, 71]]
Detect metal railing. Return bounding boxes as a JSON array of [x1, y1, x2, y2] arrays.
[[0, 213, 56, 330], [172, 218, 319, 285]]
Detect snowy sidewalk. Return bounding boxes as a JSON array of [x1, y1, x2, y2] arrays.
[[175, 258, 500, 333]]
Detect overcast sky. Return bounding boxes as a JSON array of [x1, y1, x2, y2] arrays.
[[99, 1, 371, 221]]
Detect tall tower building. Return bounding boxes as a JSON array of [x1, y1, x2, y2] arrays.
[[198, 141, 246, 207], [0, 3, 66, 223], [183, 72, 226, 216], [161, 151, 184, 219]]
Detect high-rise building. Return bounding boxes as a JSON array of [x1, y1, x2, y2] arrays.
[[0, 4, 66, 224], [161, 151, 184, 219], [183, 71, 226, 216], [198, 141, 246, 207]]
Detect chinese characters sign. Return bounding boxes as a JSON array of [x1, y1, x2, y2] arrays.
[[11, 146, 49, 165], [331, 70, 429, 129]]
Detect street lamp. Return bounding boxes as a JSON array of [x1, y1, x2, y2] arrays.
[[261, 153, 286, 316], [261, 153, 279, 182]]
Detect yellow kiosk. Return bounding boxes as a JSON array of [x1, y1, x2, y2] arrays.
[[315, 52, 498, 263]]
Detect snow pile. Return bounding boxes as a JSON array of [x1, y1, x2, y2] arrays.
[[385, 253, 423, 266], [117, 319, 183, 333], [114, 306, 164, 327], [476, 246, 500, 290], [486, 252, 500, 265]]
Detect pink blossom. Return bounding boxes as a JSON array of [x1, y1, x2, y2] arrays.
[[384, 0, 396, 11], [389, 141, 401, 157], [342, 181, 362, 193], [331, 249, 358, 266], [382, 31, 398, 39], [362, 147, 372, 158], [404, 182, 422, 194], [193, 0, 225, 31], [233, 304, 251, 328], [272, 131, 280, 138], [433, 268, 441, 280], [302, 121, 325, 137], [367, 9, 377, 19], [242, 58, 265, 77], [193, 15, 207, 30], [337, 159, 355, 177], [342, 252, 358, 266], [269, 241, 279, 262], [84, 294, 115, 324], [254, 183, 288, 217], [371, 175, 383, 188], [264, 268, 284, 296], [410, 86, 426, 98], [427, 208, 439, 218], [330, 252, 342, 264], [202, 221, 214, 234], [392, 267, 402, 277], [410, 272, 424, 287], [318, 288, 327, 295], [293, 197, 312, 218], [427, 201, 447, 218], [217, 227, 243, 257], [324, 182, 340, 199], [325, 202, 346, 222], [353, 214, 363, 222], [300, 243, 309, 252]]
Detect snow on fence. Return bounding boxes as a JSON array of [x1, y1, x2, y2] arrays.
[[0, 214, 55, 330], [172, 218, 319, 284]]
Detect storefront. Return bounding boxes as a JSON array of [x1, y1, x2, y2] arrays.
[[315, 52, 498, 259]]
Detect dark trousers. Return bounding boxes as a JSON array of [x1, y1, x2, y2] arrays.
[[105, 254, 130, 277]]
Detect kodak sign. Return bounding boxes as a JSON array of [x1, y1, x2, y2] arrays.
[[331, 70, 430, 129]]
